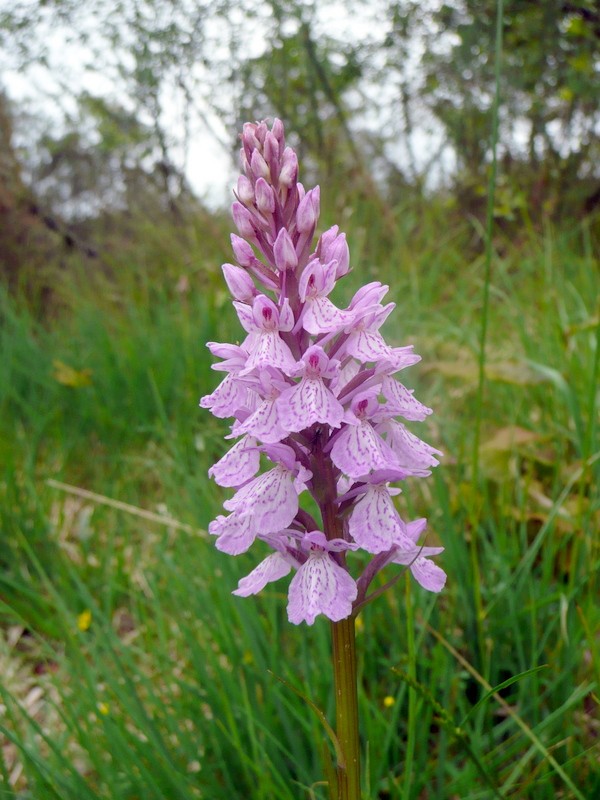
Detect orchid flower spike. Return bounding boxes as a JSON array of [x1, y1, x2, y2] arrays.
[[200, 119, 445, 625]]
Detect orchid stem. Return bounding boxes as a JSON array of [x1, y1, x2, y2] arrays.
[[331, 615, 361, 800]]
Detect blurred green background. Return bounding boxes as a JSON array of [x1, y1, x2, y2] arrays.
[[0, 1, 598, 798]]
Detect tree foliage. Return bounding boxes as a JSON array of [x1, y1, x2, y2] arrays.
[[382, 0, 600, 213], [0, 0, 599, 221]]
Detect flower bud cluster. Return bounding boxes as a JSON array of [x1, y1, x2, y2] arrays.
[[201, 119, 445, 625]]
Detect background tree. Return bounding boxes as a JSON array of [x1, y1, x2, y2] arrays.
[[381, 0, 600, 215]]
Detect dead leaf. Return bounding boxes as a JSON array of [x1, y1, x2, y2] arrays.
[[480, 426, 542, 454], [52, 359, 92, 388]]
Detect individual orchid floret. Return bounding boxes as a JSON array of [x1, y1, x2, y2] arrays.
[[329, 390, 400, 479], [236, 175, 255, 206], [298, 258, 350, 334], [263, 131, 280, 173], [230, 234, 279, 291], [230, 234, 256, 267], [287, 532, 358, 626], [223, 444, 311, 535], [210, 445, 311, 556], [342, 301, 397, 363], [231, 368, 289, 443], [250, 148, 270, 181], [199, 342, 250, 419], [277, 345, 344, 433], [295, 187, 321, 265], [347, 481, 407, 554], [235, 295, 297, 374], [255, 177, 276, 213]]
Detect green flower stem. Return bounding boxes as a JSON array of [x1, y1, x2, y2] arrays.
[[314, 430, 361, 798], [331, 615, 360, 800]]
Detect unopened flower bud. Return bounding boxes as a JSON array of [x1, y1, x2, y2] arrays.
[[255, 178, 275, 213], [239, 147, 251, 175], [255, 121, 268, 145], [242, 122, 260, 154], [232, 202, 256, 239], [273, 228, 298, 271], [318, 225, 338, 253], [251, 150, 270, 181], [279, 147, 298, 187], [222, 263, 256, 302], [230, 234, 256, 268], [319, 226, 350, 278], [237, 175, 255, 206], [296, 187, 320, 232], [263, 132, 280, 172], [348, 281, 389, 312], [271, 118, 284, 146]]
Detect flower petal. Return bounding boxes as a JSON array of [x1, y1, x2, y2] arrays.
[[278, 378, 345, 432], [287, 552, 357, 625], [330, 421, 400, 478], [208, 435, 260, 487], [348, 485, 406, 553], [233, 551, 292, 596], [199, 374, 250, 419], [409, 557, 447, 592], [302, 296, 349, 334], [381, 376, 432, 421], [344, 328, 394, 361], [233, 398, 288, 443], [224, 466, 299, 534], [378, 419, 442, 471], [244, 331, 297, 374], [209, 513, 257, 555]]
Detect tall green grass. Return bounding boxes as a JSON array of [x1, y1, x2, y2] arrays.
[[0, 209, 598, 798]]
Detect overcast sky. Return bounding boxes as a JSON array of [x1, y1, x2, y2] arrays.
[[0, 0, 452, 209]]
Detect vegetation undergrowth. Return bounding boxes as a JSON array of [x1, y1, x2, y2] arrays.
[[1, 205, 598, 799]]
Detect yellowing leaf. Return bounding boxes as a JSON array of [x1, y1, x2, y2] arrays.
[[77, 609, 92, 631], [479, 426, 543, 480], [53, 360, 93, 388]]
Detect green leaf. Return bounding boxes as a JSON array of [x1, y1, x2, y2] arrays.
[[267, 670, 344, 769], [460, 665, 548, 725]]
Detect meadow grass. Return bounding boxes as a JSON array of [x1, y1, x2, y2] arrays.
[[0, 207, 598, 799]]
